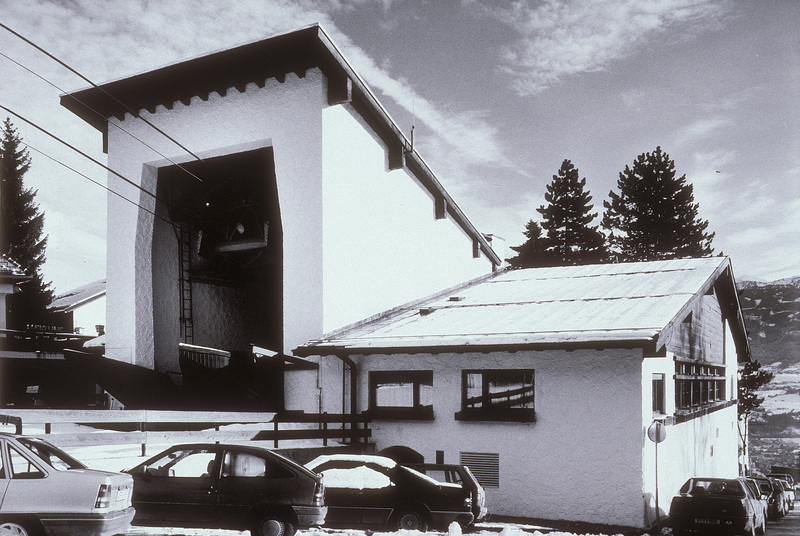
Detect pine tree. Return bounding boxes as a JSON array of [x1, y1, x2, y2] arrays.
[[1, 117, 54, 328], [537, 160, 606, 265], [601, 146, 714, 262], [506, 220, 552, 268]]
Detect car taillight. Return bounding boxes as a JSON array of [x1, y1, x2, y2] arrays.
[[95, 484, 111, 509], [464, 496, 472, 508], [314, 482, 325, 507]]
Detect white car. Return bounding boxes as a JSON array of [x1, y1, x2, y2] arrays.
[[0, 432, 135, 536]]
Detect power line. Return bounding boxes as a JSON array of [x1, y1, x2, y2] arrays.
[[0, 50, 204, 184], [0, 103, 156, 200], [22, 142, 171, 227], [0, 21, 205, 165]]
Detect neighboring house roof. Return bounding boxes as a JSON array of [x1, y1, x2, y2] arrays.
[[49, 279, 106, 312], [0, 254, 29, 283], [296, 257, 750, 361], [60, 24, 500, 267]]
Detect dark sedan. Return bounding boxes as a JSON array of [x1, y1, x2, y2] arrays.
[[305, 454, 473, 532], [125, 443, 326, 536], [669, 477, 767, 536]]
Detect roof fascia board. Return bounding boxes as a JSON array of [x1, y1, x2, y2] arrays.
[[294, 336, 658, 358]]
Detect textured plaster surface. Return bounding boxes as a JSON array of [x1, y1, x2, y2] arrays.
[[319, 349, 646, 527]]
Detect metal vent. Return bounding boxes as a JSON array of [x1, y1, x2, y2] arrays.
[[460, 451, 500, 488]]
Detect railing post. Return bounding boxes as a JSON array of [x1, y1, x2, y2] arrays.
[[273, 420, 279, 449], [323, 412, 328, 447], [45, 423, 51, 434], [140, 422, 146, 457]]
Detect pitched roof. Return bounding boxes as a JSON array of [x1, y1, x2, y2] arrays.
[[296, 257, 750, 360], [50, 279, 106, 312], [60, 24, 500, 267], [0, 254, 29, 282]]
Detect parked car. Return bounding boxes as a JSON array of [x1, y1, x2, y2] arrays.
[[744, 478, 770, 526], [125, 443, 326, 536], [305, 454, 474, 531], [774, 478, 795, 512], [669, 477, 767, 536], [752, 476, 785, 519], [0, 432, 135, 536], [406, 463, 488, 523]]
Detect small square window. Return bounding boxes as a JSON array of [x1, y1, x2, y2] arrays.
[[369, 370, 433, 420], [652, 374, 665, 414], [456, 369, 535, 422]]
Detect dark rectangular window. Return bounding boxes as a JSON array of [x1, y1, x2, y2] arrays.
[[675, 359, 726, 411], [368, 370, 433, 420], [456, 369, 535, 422], [652, 374, 665, 414]]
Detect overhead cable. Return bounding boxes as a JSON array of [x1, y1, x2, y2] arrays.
[[0, 21, 205, 165], [0, 103, 156, 199], [23, 142, 170, 226], [0, 50, 204, 184]]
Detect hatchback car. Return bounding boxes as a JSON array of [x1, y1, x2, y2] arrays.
[[669, 477, 767, 536], [125, 443, 326, 536], [406, 463, 488, 523], [0, 432, 134, 536], [305, 454, 473, 532]]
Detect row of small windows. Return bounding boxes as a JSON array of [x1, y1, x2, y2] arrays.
[[368, 369, 536, 423], [652, 362, 728, 414]]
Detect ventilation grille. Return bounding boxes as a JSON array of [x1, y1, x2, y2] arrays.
[[460, 451, 500, 488]]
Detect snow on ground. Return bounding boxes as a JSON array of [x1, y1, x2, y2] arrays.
[[123, 526, 610, 536]]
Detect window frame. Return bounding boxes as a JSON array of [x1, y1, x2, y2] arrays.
[[675, 359, 727, 411], [455, 369, 536, 423], [368, 370, 434, 420]]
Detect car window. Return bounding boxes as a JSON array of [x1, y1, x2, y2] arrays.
[[220, 451, 295, 478], [145, 448, 216, 478], [18, 438, 85, 470], [9, 445, 45, 479], [0, 445, 5, 479]]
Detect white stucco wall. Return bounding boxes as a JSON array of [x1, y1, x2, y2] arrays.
[[318, 348, 646, 527], [105, 70, 326, 365], [320, 104, 494, 333]]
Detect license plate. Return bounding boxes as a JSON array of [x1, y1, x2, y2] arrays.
[[117, 487, 130, 502], [694, 518, 721, 525]]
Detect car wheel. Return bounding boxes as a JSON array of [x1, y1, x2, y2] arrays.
[[394, 510, 428, 532], [251, 516, 288, 536], [0, 521, 32, 536]]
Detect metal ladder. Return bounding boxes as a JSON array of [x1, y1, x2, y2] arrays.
[[178, 223, 194, 344]]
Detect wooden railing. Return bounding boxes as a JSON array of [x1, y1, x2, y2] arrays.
[[0, 410, 371, 455]]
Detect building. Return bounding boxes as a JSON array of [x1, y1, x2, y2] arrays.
[[296, 257, 750, 528], [62, 25, 500, 403], [62, 25, 750, 528], [49, 279, 106, 338]]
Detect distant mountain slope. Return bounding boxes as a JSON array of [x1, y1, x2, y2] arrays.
[[737, 277, 800, 367]]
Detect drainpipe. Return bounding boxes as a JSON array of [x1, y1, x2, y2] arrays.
[[334, 353, 358, 442]]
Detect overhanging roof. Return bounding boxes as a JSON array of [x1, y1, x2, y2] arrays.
[[60, 24, 500, 266], [296, 257, 751, 360]]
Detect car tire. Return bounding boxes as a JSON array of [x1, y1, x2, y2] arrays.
[[0, 520, 40, 536], [251, 516, 289, 536], [394, 509, 429, 532]]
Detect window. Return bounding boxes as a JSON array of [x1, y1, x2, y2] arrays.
[[369, 370, 433, 420], [675, 359, 726, 411], [652, 374, 665, 414], [144, 448, 217, 479], [220, 451, 293, 479], [456, 369, 535, 422], [10, 446, 45, 479]]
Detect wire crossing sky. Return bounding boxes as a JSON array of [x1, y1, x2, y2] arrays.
[[1, 0, 798, 293]]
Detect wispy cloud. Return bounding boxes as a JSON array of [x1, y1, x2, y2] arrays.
[[476, 0, 729, 95]]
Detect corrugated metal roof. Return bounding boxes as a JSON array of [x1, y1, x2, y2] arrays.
[[298, 257, 733, 354]]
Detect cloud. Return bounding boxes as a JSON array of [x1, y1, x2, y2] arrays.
[[475, 0, 729, 95]]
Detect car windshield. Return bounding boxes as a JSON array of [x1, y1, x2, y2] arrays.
[[18, 438, 86, 470]]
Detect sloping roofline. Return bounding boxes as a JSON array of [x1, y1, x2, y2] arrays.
[[60, 24, 500, 266], [296, 257, 751, 361]]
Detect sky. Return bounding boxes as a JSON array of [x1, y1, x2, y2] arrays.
[[1, 0, 798, 294]]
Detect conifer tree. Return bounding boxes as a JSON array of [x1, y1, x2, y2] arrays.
[[507, 220, 552, 268], [1, 117, 54, 328], [602, 146, 714, 262], [537, 160, 606, 265]]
